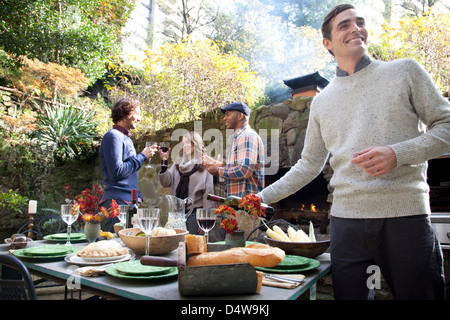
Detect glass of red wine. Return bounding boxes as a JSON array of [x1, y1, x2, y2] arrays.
[[159, 141, 170, 153], [196, 208, 216, 243]]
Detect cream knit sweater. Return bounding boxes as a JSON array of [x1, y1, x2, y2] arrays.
[[259, 59, 450, 218]]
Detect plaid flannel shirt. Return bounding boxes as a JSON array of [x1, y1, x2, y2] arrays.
[[218, 125, 265, 197]]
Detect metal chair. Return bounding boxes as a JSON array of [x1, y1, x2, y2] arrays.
[[0, 255, 37, 300], [17, 214, 80, 239]]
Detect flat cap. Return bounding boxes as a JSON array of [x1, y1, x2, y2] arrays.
[[221, 102, 251, 116]]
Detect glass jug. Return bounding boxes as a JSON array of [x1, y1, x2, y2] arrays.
[[164, 195, 194, 230]]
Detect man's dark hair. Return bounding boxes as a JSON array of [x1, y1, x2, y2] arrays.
[[111, 98, 140, 124], [321, 3, 356, 40]]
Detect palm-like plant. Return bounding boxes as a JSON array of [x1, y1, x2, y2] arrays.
[[35, 103, 98, 162]]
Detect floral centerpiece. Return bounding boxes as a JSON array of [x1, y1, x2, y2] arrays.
[[214, 194, 266, 235], [71, 185, 119, 223]]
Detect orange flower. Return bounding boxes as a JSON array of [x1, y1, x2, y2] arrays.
[[220, 218, 239, 234], [68, 185, 120, 224]]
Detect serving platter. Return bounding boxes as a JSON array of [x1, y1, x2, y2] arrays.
[[64, 253, 134, 265]]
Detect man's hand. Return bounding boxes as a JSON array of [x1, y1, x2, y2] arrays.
[[351, 146, 397, 177], [202, 154, 223, 176], [142, 145, 158, 159]]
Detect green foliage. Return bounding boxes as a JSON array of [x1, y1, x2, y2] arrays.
[[109, 38, 266, 136], [34, 103, 99, 163], [0, 0, 135, 82], [0, 190, 28, 215], [0, 110, 54, 196], [369, 9, 449, 92]]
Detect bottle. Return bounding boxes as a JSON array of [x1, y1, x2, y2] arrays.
[[127, 189, 138, 228], [207, 194, 274, 219]]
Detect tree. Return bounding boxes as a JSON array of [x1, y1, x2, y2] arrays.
[[157, 0, 219, 44], [369, 9, 449, 93], [0, 0, 136, 82], [108, 38, 265, 136]]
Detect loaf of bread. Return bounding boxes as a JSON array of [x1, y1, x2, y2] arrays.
[[185, 234, 207, 254], [186, 243, 285, 267], [255, 271, 263, 293]]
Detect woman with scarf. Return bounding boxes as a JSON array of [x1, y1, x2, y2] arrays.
[[158, 131, 216, 236]]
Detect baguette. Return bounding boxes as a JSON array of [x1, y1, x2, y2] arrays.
[[185, 234, 207, 254], [186, 243, 285, 267]]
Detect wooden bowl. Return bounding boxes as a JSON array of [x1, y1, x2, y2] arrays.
[[264, 234, 330, 258], [118, 227, 189, 255]]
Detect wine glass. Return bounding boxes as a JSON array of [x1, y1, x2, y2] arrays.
[[137, 208, 160, 256], [145, 142, 158, 168], [118, 205, 128, 225], [159, 142, 170, 153], [196, 208, 216, 243], [61, 204, 79, 246]]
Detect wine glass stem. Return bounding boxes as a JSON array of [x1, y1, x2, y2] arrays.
[[145, 234, 150, 256], [66, 225, 71, 245], [205, 231, 209, 243]]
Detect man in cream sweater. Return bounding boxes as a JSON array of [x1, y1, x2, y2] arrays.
[[258, 4, 450, 299]]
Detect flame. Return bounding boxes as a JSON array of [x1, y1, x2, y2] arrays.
[[310, 203, 317, 212], [300, 204, 305, 211]]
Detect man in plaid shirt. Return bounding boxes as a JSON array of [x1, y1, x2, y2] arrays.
[[203, 102, 265, 197]]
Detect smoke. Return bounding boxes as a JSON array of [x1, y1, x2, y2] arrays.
[[211, 0, 335, 103]]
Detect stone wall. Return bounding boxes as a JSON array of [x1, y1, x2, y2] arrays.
[[136, 96, 319, 208]]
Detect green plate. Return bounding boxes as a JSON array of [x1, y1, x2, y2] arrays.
[[47, 233, 84, 239], [106, 263, 178, 280], [255, 258, 320, 274], [275, 255, 312, 269], [115, 260, 174, 276], [14, 245, 80, 260], [22, 245, 71, 256], [43, 233, 86, 243]]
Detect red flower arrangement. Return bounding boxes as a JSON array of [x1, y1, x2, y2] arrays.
[[71, 185, 119, 223], [214, 194, 266, 234]]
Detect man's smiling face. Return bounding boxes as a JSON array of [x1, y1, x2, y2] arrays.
[[323, 8, 368, 60]]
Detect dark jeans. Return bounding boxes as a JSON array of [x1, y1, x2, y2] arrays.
[[102, 199, 128, 233], [330, 215, 445, 300]]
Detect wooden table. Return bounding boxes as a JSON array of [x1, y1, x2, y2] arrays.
[[0, 239, 331, 301]]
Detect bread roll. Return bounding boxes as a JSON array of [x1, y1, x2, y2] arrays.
[[186, 243, 285, 267], [185, 234, 207, 254]]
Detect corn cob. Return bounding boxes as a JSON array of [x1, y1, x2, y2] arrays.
[[293, 229, 310, 242], [273, 225, 291, 241], [287, 226, 297, 241], [266, 228, 287, 241], [309, 221, 316, 242]]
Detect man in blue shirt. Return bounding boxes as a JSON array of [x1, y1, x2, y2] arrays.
[[99, 98, 156, 232]]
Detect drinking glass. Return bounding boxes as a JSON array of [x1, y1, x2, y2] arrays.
[[196, 208, 216, 243], [61, 204, 79, 246], [145, 142, 158, 168], [137, 208, 160, 256], [159, 142, 170, 153], [118, 205, 128, 225]]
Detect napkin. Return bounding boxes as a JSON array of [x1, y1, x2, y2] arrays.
[[262, 273, 305, 289], [75, 265, 108, 277]]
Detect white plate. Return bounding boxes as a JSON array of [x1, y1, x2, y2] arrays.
[[65, 253, 133, 265]]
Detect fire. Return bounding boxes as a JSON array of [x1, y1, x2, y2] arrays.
[[300, 203, 317, 212]]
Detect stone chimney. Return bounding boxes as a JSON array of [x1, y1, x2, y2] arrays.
[[283, 72, 329, 98]]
